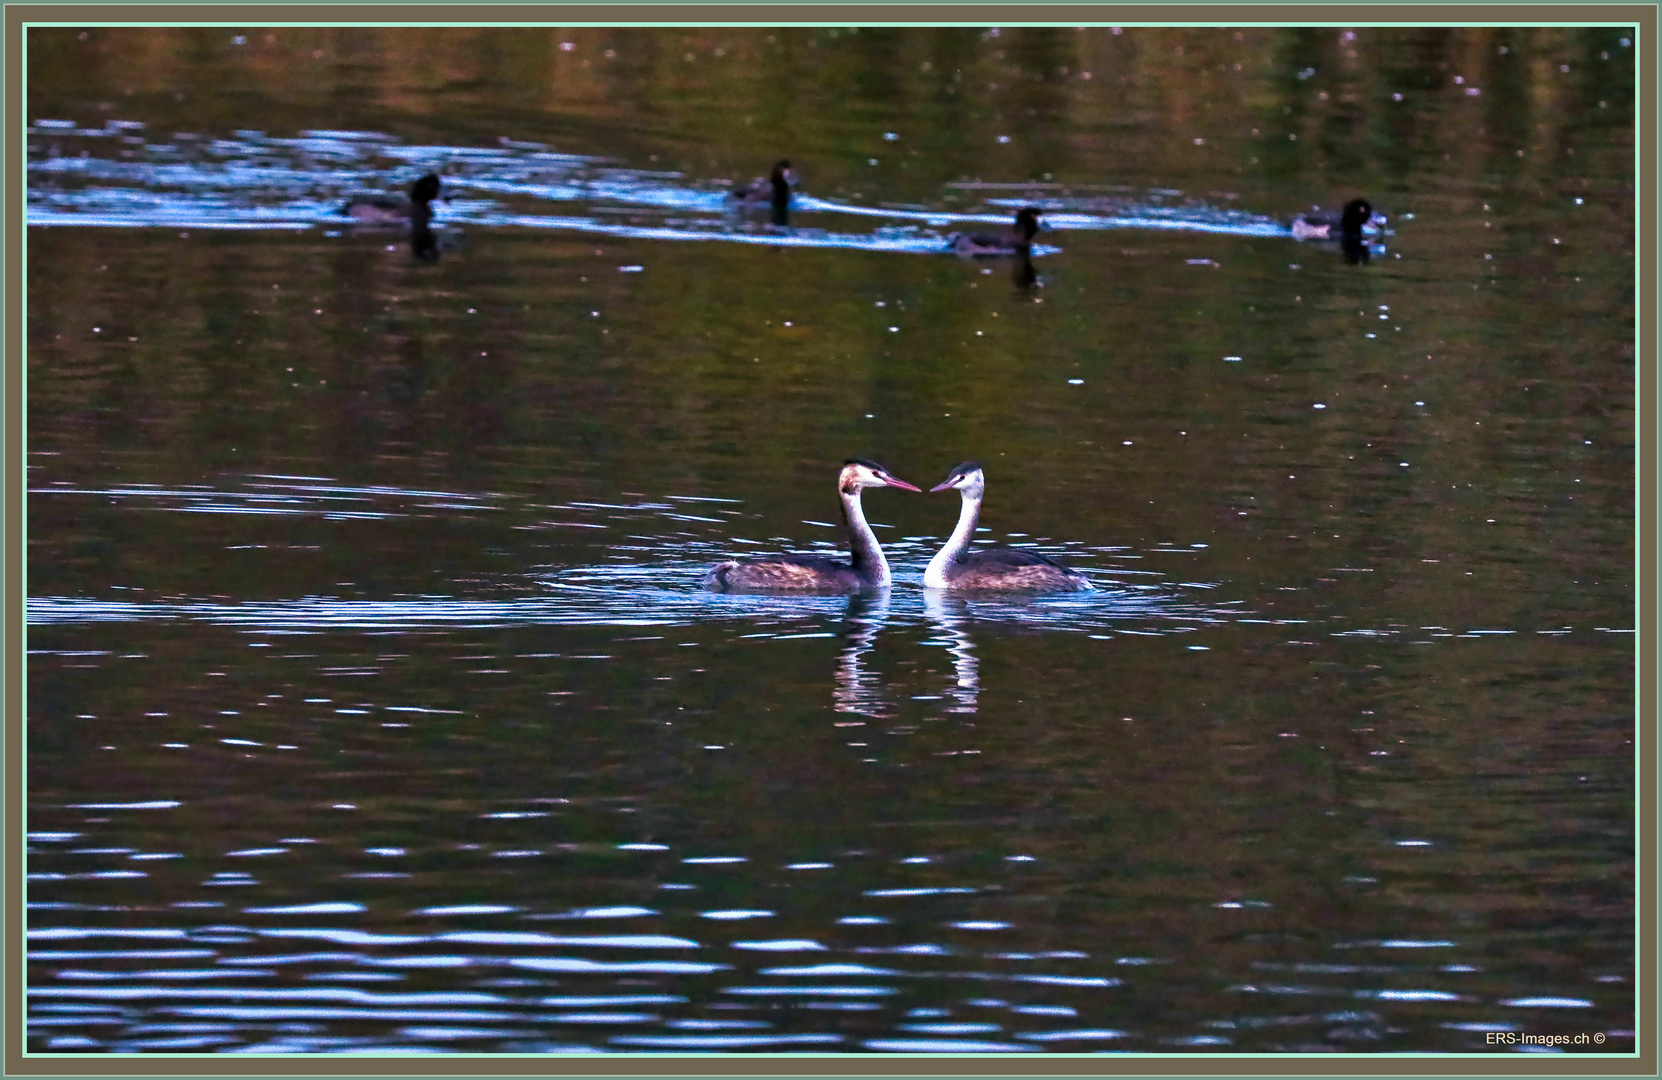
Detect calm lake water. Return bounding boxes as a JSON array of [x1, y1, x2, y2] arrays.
[[26, 26, 1636, 1055]]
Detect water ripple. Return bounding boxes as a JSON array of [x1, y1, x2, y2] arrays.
[[29, 124, 1317, 248], [25, 584, 1226, 636]]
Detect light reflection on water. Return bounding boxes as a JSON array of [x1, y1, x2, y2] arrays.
[[27, 472, 1230, 639], [21, 888, 1560, 1056], [23, 834, 1167, 1054], [25, 24, 1633, 1056], [25, 474, 1469, 1055], [26, 124, 1338, 254], [23, 577, 1228, 645]]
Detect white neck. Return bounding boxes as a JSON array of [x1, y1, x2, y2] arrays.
[[841, 487, 890, 587], [924, 489, 981, 588]]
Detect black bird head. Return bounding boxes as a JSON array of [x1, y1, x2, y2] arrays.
[[1339, 198, 1373, 235], [1014, 206, 1043, 241], [409, 173, 443, 204]]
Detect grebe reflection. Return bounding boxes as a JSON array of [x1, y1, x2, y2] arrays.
[[923, 591, 980, 715], [832, 592, 894, 721]]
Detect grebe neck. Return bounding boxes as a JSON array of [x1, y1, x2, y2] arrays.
[[841, 487, 890, 587], [924, 489, 981, 588]]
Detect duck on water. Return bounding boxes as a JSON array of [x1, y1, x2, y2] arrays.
[[343, 172, 443, 225], [1289, 198, 1381, 241], [702, 459, 921, 593], [923, 462, 1092, 592], [948, 206, 1043, 257], [731, 159, 795, 224], [343, 173, 446, 260]]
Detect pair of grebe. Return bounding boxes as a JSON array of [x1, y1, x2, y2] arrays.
[[701, 460, 1091, 594]]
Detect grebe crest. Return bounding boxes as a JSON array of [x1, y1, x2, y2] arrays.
[[839, 457, 894, 494], [931, 460, 986, 497]]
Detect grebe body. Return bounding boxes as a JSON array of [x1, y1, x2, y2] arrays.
[[923, 462, 1091, 592], [703, 459, 920, 593]]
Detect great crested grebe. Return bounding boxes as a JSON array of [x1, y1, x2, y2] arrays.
[[344, 172, 444, 225], [948, 206, 1043, 257], [732, 159, 795, 213], [1290, 198, 1379, 241], [702, 459, 921, 593], [923, 462, 1092, 592]]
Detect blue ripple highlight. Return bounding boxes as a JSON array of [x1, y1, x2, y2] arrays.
[[29, 124, 1313, 248], [611, 1033, 844, 1048], [864, 1037, 1037, 1052]]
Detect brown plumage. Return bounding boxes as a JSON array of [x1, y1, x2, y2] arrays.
[[704, 556, 869, 593], [923, 462, 1091, 592], [702, 459, 921, 593]]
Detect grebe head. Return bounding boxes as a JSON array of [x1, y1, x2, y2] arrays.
[[1014, 207, 1043, 240], [929, 461, 986, 497], [840, 458, 922, 495], [409, 173, 443, 204], [771, 159, 796, 184]]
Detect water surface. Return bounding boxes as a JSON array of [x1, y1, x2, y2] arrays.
[[26, 25, 1635, 1055]]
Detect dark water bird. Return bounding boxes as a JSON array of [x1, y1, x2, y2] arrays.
[[702, 459, 922, 593], [343, 172, 443, 225], [343, 173, 446, 260], [1289, 197, 1378, 241], [948, 206, 1043, 256], [923, 462, 1092, 592], [732, 159, 795, 224]]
